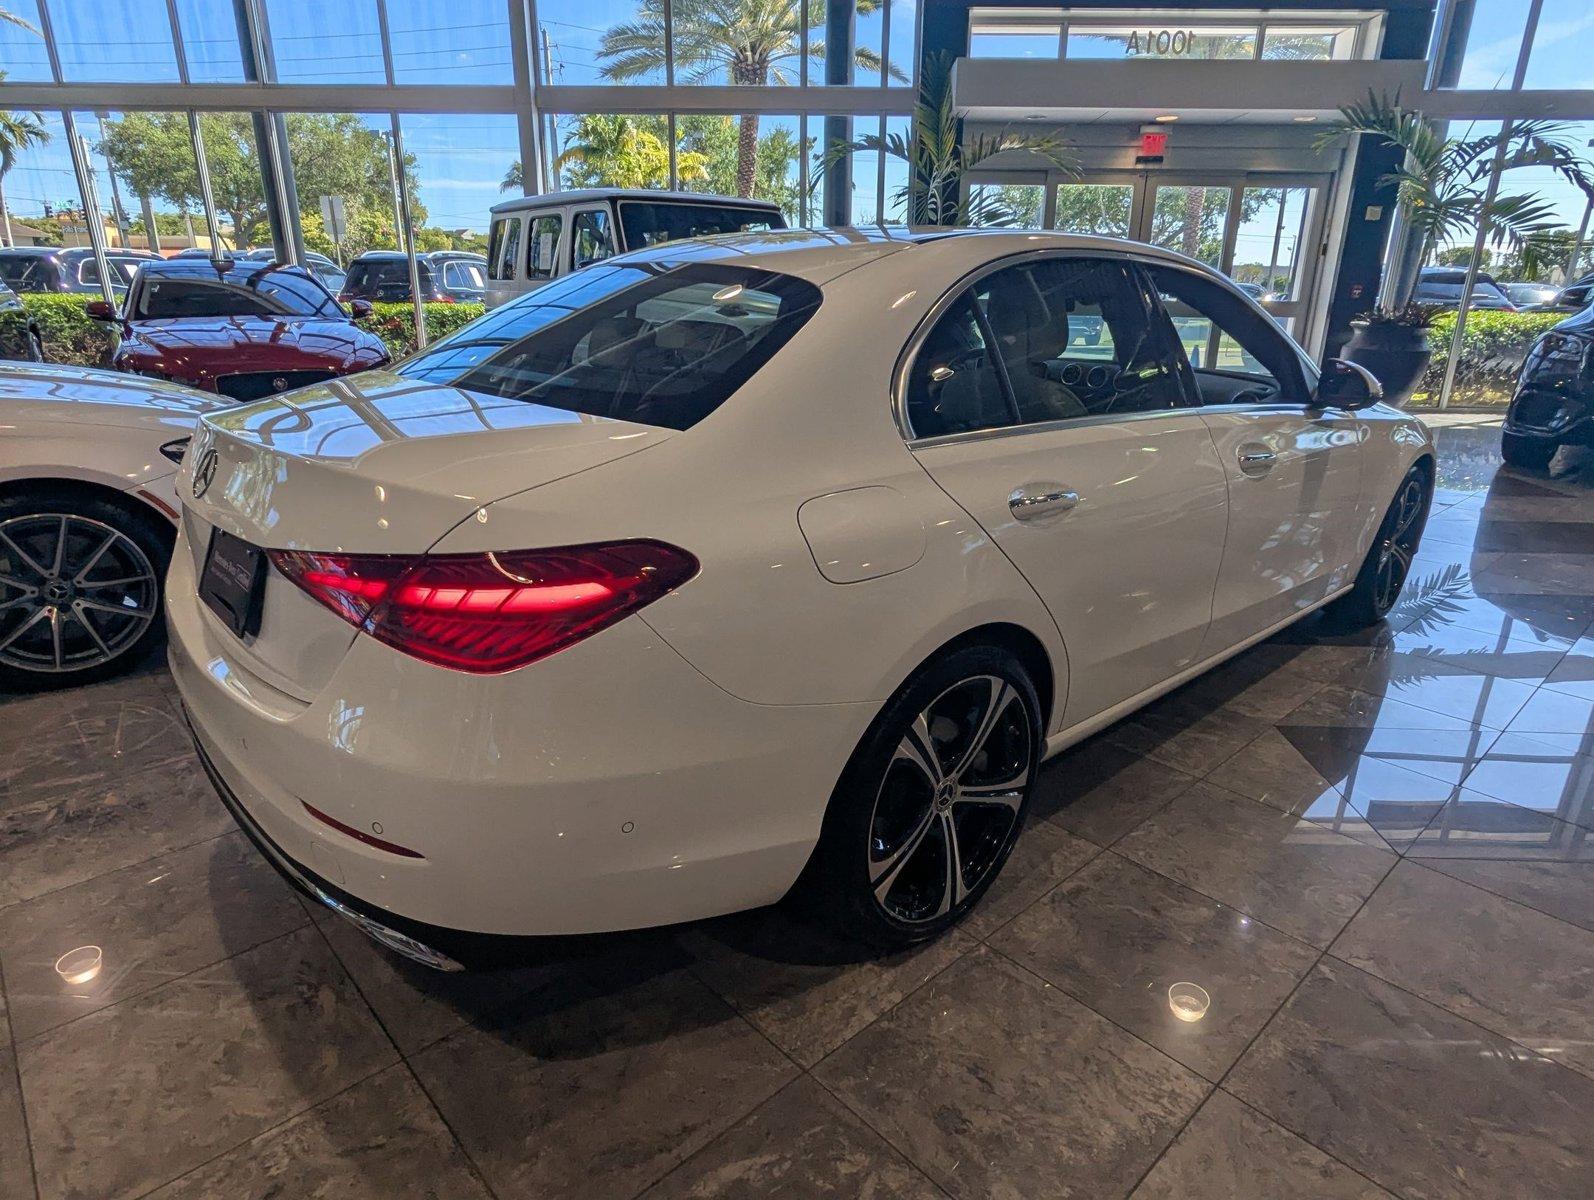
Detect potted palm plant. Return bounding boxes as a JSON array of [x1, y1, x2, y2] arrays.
[[821, 53, 1077, 226], [1322, 93, 1593, 404]]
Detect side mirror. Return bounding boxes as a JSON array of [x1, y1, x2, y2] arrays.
[[347, 298, 373, 320], [1559, 286, 1590, 310], [1316, 357, 1383, 410], [84, 299, 118, 322]]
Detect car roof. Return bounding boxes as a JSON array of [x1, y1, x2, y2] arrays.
[[137, 258, 316, 279], [349, 250, 484, 263], [595, 226, 1245, 286], [490, 188, 784, 216]]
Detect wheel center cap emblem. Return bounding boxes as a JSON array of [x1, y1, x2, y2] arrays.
[[935, 781, 956, 811], [44, 579, 70, 604]]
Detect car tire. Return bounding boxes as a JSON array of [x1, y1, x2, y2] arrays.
[[1322, 462, 1432, 631], [1501, 431, 1556, 471], [0, 488, 172, 691], [799, 643, 1041, 948]]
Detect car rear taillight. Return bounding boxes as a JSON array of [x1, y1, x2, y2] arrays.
[[267, 541, 698, 673]]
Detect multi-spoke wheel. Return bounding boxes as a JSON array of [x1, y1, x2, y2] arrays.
[[802, 644, 1041, 946], [0, 491, 170, 689], [1324, 462, 1432, 630]]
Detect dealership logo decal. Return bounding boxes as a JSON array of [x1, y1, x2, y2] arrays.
[[192, 448, 219, 499]]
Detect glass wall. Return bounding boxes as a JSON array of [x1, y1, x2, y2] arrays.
[[968, 8, 1372, 62]]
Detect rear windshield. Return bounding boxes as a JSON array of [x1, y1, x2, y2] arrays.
[[618, 201, 783, 250], [345, 259, 432, 298], [131, 266, 341, 319], [394, 262, 820, 431]]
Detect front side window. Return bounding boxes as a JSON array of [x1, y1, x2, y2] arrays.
[[444, 261, 486, 291], [1147, 264, 1308, 403], [394, 263, 821, 431], [572, 209, 615, 269], [976, 258, 1183, 423], [905, 256, 1184, 439], [527, 215, 562, 280]]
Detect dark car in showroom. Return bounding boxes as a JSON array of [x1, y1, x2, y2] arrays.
[[0, 245, 161, 296], [1502, 301, 1594, 469], [340, 250, 488, 304], [88, 258, 389, 402]]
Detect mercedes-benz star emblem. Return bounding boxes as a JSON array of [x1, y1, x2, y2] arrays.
[[191, 447, 219, 499]]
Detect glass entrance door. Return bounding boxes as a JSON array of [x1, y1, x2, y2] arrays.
[[1047, 173, 1330, 341]]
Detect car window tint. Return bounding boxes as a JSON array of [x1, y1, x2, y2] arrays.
[[905, 293, 1014, 438], [1148, 265, 1307, 402], [527, 215, 561, 280], [975, 258, 1183, 423], [617, 202, 780, 249], [394, 263, 821, 431], [573, 209, 614, 269], [254, 270, 340, 315], [0, 256, 53, 290], [444, 261, 486, 290], [487, 216, 520, 281], [135, 278, 285, 319]]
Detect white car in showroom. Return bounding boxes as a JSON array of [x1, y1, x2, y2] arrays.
[[170, 229, 1432, 969], [1, 363, 219, 687]]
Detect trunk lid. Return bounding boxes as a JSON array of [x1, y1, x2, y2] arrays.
[[179, 370, 671, 697]]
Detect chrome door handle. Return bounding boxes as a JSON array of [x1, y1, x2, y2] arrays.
[[1009, 485, 1081, 520], [1237, 444, 1276, 475]]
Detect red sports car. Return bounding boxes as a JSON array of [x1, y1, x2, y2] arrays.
[[89, 258, 390, 401]]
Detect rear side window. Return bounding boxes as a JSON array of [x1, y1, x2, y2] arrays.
[[572, 209, 614, 269], [487, 216, 521, 281], [444, 260, 486, 290], [394, 263, 821, 431], [618, 201, 781, 249], [0, 256, 54, 291], [527, 215, 561, 280]]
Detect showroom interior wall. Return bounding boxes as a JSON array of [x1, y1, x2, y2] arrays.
[[0, 0, 918, 344]]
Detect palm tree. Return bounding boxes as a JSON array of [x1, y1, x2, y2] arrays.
[[500, 160, 523, 193], [1323, 93, 1594, 310], [0, 107, 50, 249], [553, 114, 709, 190], [596, 0, 897, 197], [822, 53, 1076, 226], [2, 6, 39, 33]]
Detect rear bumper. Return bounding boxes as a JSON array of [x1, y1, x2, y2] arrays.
[[167, 533, 874, 941]]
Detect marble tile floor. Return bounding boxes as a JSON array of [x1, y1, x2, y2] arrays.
[[2, 422, 1592, 1200]]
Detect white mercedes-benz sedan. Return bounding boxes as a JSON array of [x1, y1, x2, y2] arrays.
[[169, 229, 1433, 969], [1, 363, 221, 688]]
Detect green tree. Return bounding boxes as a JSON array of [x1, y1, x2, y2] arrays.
[[555, 114, 708, 190], [98, 112, 424, 254], [677, 114, 803, 217], [597, 0, 894, 196], [0, 105, 50, 249]]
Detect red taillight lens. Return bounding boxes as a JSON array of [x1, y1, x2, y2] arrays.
[[267, 541, 697, 674]]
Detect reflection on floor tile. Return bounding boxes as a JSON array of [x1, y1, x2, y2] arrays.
[[1032, 740, 1198, 846], [1229, 959, 1594, 1200], [1332, 862, 1594, 1078], [1130, 1090, 1394, 1200], [408, 963, 795, 1200], [683, 909, 972, 1069], [0, 832, 308, 1040], [1458, 732, 1594, 830], [815, 949, 1206, 1200], [1422, 856, 1594, 933], [19, 927, 395, 1200], [144, 1065, 490, 1200], [1403, 790, 1594, 860], [640, 1077, 939, 1200], [1114, 782, 1396, 947], [994, 853, 1318, 1079], [0, 756, 237, 906]]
